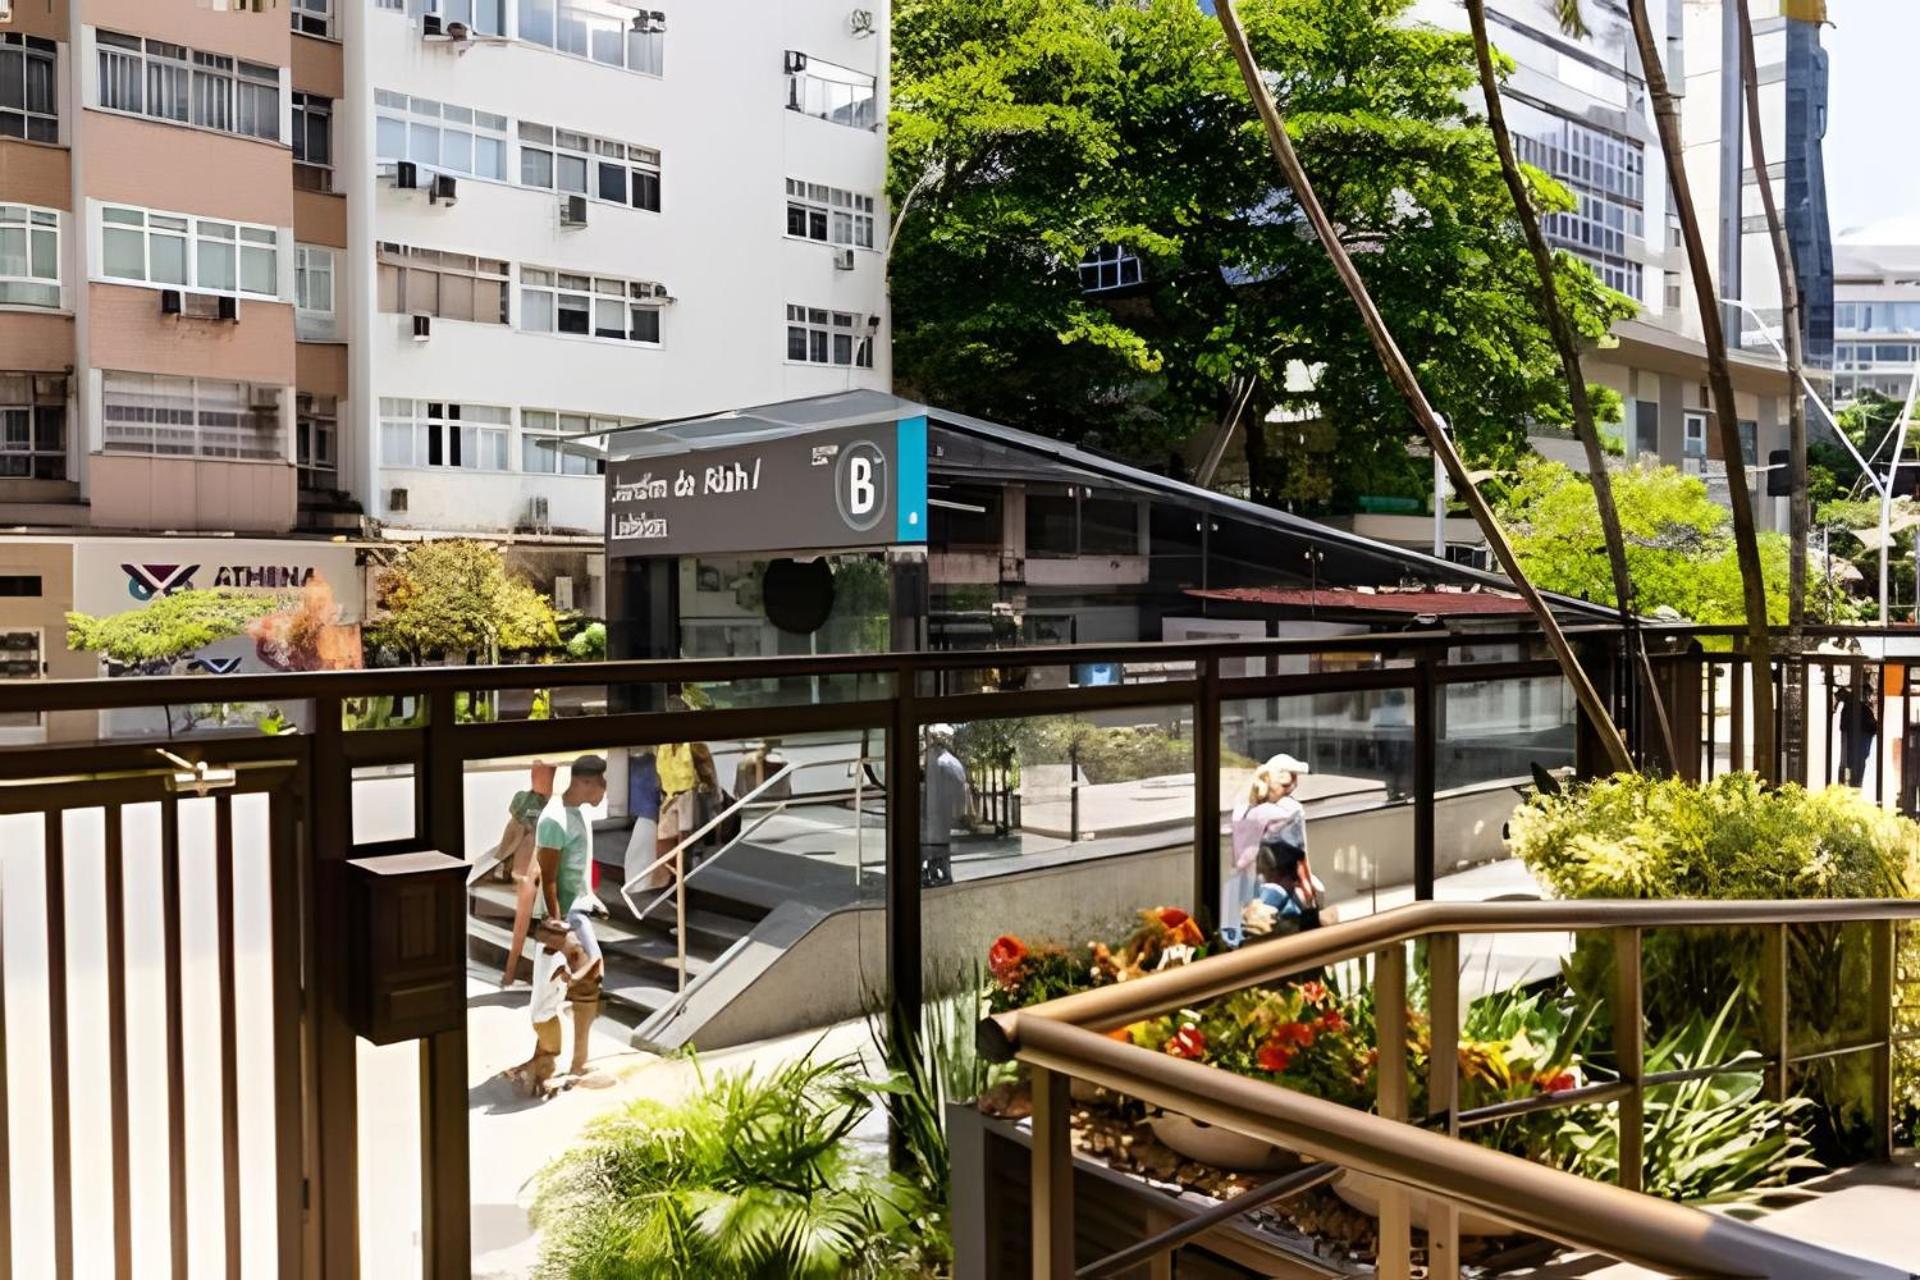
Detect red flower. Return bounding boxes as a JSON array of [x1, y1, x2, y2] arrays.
[[1166, 1025, 1208, 1060], [1538, 1072, 1577, 1095], [1296, 980, 1330, 1008], [1257, 1040, 1295, 1073], [1272, 1020, 1317, 1049], [987, 935, 1029, 985], [1156, 907, 1191, 929], [1316, 1009, 1349, 1036], [1155, 907, 1204, 947]]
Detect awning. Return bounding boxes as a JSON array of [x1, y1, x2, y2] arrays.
[[1186, 586, 1537, 617]]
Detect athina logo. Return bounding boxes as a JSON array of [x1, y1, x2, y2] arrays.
[[123, 563, 199, 601], [189, 655, 244, 675]]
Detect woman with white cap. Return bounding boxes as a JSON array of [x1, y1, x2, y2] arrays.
[[1224, 753, 1310, 944]]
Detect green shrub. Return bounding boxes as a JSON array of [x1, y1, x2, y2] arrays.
[[531, 1056, 931, 1279]]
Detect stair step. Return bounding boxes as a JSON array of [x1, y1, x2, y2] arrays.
[[466, 914, 679, 1018]]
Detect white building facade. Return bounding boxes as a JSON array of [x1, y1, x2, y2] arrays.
[[1833, 219, 1920, 407]]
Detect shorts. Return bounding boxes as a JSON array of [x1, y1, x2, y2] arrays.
[[658, 790, 698, 847]]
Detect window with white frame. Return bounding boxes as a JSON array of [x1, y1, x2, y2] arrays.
[[439, 0, 506, 37], [379, 398, 510, 471], [518, 123, 662, 211], [377, 243, 508, 324], [1682, 410, 1707, 458], [519, 1, 665, 76], [296, 391, 337, 490], [0, 373, 67, 480], [295, 245, 337, 341], [521, 410, 612, 475], [99, 204, 281, 299], [95, 32, 281, 143], [786, 305, 872, 367], [1079, 244, 1142, 292], [520, 267, 663, 343], [1, 33, 58, 143], [784, 179, 875, 249], [101, 372, 282, 460], [0, 205, 59, 308], [293, 92, 332, 190], [292, 0, 334, 38], [784, 53, 875, 129], [375, 90, 508, 180]]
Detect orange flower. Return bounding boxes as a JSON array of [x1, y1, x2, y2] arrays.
[[1155, 906, 1206, 947], [1296, 980, 1330, 1007], [1257, 1040, 1295, 1073], [1316, 1009, 1348, 1036], [1272, 1020, 1317, 1049], [1166, 1025, 1208, 1060], [987, 935, 1029, 985]]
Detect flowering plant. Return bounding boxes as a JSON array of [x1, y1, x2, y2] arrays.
[[984, 906, 1210, 1013], [1125, 980, 1376, 1110]]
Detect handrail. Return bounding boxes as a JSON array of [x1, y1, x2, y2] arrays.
[[1010, 1016, 1906, 1280], [981, 897, 1920, 1046]]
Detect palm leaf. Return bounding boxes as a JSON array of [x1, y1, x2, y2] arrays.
[[1553, 0, 1591, 39]]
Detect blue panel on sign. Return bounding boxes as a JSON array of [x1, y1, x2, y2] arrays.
[[896, 415, 928, 543]]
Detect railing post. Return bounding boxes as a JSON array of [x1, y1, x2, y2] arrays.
[[1869, 918, 1896, 1160], [1031, 1064, 1075, 1278], [1612, 927, 1645, 1194], [420, 687, 470, 1280], [1413, 657, 1437, 901], [1760, 924, 1790, 1103], [1424, 932, 1461, 1280], [310, 693, 361, 1278], [885, 664, 924, 1172], [1195, 655, 1222, 930], [675, 847, 689, 992], [1374, 944, 1412, 1280]]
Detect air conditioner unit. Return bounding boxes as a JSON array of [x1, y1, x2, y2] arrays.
[[250, 386, 279, 410], [429, 173, 458, 206], [526, 495, 552, 527], [388, 488, 409, 513], [422, 13, 444, 36], [217, 294, 239, 321], [412, 313, 432, 341], [561, 194, 589, 227], [784, 50, 808, 74], [631, 10, 665, 33], [182, 291, 225, 320], [833, 247, 856, 271], [646, 282, 671, 300], [395, 160, 419, 190], [161, 289, 183, 315]]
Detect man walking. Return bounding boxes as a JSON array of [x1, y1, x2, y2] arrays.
[[534, 755, 609, 1076]]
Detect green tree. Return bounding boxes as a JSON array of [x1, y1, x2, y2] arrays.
[[1496, 456, 1852, 626], [67, 589, 283, 672], [888, 0, 1633, 504], [365, 540, 559, 664]]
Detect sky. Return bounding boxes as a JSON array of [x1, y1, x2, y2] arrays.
[[1821, 3, 1920, 235]]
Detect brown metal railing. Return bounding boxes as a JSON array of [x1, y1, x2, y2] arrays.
[[982, 898, 1920, 1279]]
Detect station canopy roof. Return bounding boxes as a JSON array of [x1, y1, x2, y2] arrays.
[[603, 391, 1615, 624]]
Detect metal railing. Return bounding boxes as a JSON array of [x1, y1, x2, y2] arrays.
[[982, 898, 1920, 1279]]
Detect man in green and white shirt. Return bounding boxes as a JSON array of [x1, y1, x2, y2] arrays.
[[534, 755, 608, 1077]]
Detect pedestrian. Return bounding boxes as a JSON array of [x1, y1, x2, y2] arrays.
[[922, 724, 971, 887], [503, 917, 601, 1096], [494, 759, 556, 986], [1371, 690, 1413, 800], [1838, 668, 1879, 789], [1250, 832, 1329, 938], [1226, 754, 1310, 944], [535, 755, 609, 1036]]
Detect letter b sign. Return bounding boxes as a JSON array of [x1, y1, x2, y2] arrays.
[[834, 440, 888, 534]]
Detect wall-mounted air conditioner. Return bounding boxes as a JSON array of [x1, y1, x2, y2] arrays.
[[561, 194, 588, 227], [395, 160, 419, 190], [388, 488, 409, 513], [643, 282, 671, 301], [429, 173, 458, 206], [833, 247, 855, 271], [412, 313, 432, 341], [631, 11, 665, 33], [161, 289, 183, 315], [784, 50, 808, 74], [217, 294, 239, 321], [422, 13, 444, 36], [526, 496, 551, 528]]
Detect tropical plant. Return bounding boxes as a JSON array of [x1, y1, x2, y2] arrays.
[[565, 620, 608, 662], [67, 588, 285, 672], [1625, 0, 1776, 780], [364, 539, 559, 665], [529, 1055, 929, 1280], [1554, 1000, 1814, 1201], [984, 906, 1208, 1013]]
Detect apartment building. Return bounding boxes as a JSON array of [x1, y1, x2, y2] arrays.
[[1833, 219, 1920, 407], [0, 0, 890, 728]]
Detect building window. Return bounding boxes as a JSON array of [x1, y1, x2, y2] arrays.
[[521, 410, 611, 475], [1080, 244, 1142, 292], [1682, 410, 1707, 459], [517, 122, 661, 211], [785, 52, 875, 129], [520, 267, 663, 343], [0, 33, 59, 143], [0, 577, 42, 597], [786, 305, 872, 368], [296, 392, 337, 490], [292, 0, 335, 38], [101, 372, 282, 460], [99, 204, 281, 299], [1738, 419, 1757, 467], [375, 90, 509, 181], [0, 372, 66, 481], [784, 179, 875, 249], [379, 398, 510, 471], [295, 244, 337, 341], [96, 32, 281, 143], [0, 628, 43, 727], [293, 92, 333, 191], [0, 205, 60, 308], [377, 243, 508, 324], [1515, 119, 1646, 302], [440, 0, 506, 37], [519, 1, 665, 76]]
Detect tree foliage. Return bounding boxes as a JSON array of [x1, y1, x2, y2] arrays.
[[1494, 456, 1853, 625], [889, 0, 1634, 507], [67, 589, 284, 670], [365, 540, 558, 663]]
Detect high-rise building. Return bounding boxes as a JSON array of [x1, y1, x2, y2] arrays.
[[0, 0, 890, 719], [1833, 219, 1920, 407]]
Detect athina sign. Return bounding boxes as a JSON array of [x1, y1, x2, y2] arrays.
[[606, 417, 928, 559], [121, 562, 322, 601]]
